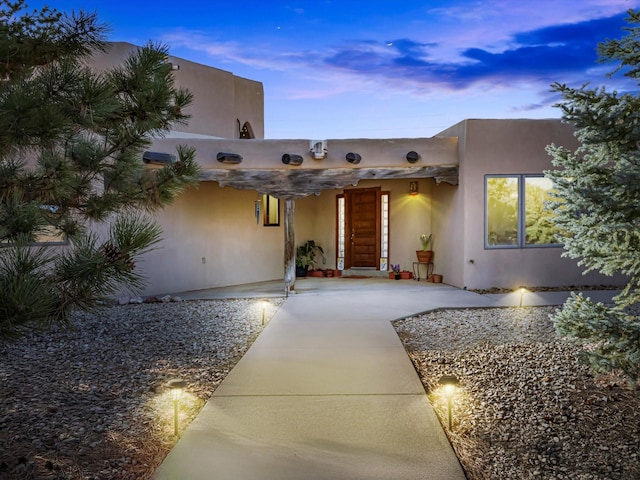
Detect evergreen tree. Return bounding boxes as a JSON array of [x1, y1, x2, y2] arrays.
[[546, 9, 640, 386], [0, 1, 200, 338]]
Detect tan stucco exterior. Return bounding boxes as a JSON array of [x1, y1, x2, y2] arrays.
[[89, 42, 264, 139], [85, 44, 623, 296], [435, 119, 624, 290]]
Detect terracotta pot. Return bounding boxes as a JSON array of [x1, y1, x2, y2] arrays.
[[333, 269, 342, 277], [389, 272, 396, 279], [325, 270, 334, 277], [400, 271, 413, 280], [431, 274, 443, 283], [416, 250, 434, 263], [310, 270, 324, 277]]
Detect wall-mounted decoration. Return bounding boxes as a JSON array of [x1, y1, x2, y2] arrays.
[[255, 198, 261, 224], [380, 258, 388, 271]]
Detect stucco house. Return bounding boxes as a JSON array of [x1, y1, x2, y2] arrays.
[[89, 43, 621, 296]]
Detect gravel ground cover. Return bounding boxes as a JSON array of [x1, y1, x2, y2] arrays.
[[3, 299, 639, 480], [0, 299, 283, 480], [394, 306, 640, 480]]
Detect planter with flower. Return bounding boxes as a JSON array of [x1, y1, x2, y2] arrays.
[[416, 233, 434, 263], [390, 264, 401, 280]]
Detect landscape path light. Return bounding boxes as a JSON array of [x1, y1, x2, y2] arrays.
[[167, 378, 187, 436], [438, 374, 460, 431], [518, 287, 528, 307]]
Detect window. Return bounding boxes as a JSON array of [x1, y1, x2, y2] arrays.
[[485, 175, 559, 249], [263, 194, 280, 226]]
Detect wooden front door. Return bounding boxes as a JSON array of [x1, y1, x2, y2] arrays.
[[344, 188, 380, 268]]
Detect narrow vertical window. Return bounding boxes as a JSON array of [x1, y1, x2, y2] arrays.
[[380, 193, 389, 268], [336, 197, 346, 270], [486, 176, 519, 247], [263, 194, 280, 226], [525, 177, 559, 245]]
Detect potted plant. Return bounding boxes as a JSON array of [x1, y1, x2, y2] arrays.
[[390, 263, 401, 280], [416, 233, 434, 263], [296, 240, 325, 277], [400, 270, 413, 280]]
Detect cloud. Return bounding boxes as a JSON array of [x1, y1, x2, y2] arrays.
[[324, 12, 630, 90]]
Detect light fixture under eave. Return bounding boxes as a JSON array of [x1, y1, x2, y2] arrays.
[[345, 152, 361, 164], [142, 151, 177, 165], [282, 153, 303, 166], [409, 181, 419, 195], [406, 151, 421, 163], [309, 140, 327, 159], [217, 152, 243, 164]]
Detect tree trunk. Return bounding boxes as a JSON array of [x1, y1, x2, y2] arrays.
[[284, 198, 296, 296]]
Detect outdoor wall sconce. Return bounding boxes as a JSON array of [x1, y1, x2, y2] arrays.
[[409, 181, 419, 195], [142, 151, 177, 165], [309, 140, 328, 159], [282, 153, 303, 166], [167, 378, 187, 436], [406, 151, 421, 163], [346, 152, 361, 164], [438, 374, 460, 430], [217, 152, 243, 164]]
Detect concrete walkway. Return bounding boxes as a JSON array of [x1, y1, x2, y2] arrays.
[[154, 278, 619, 479]]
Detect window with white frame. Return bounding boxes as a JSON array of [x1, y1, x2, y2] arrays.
[[485, 175, 560, 249]]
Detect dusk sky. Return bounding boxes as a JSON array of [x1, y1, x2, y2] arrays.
[[28, 0, 640, 139]]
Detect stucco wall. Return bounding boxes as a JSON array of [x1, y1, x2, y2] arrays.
[[136, 182, 283, 296], [89, 42, 264, 139], [447, 119, 623, 289]]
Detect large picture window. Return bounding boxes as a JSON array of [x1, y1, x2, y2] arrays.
[[485, 175, 560, 249]]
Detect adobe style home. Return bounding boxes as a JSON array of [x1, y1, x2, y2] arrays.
[[88, 43, 621, 296]]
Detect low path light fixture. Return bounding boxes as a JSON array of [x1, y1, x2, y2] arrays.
[[438, 374, 459, 430], [518, 287, 528, 307], [168, 378, 187, 436]]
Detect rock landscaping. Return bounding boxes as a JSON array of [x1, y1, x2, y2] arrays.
[[0, 299, 282, 480], [2, 299, 639, 479], [394, 306, 640, 480]]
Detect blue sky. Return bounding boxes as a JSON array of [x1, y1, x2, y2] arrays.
[[27, 0, 640, 139]]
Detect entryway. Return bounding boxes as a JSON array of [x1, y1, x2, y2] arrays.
[[339, 188, 389, 270]]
